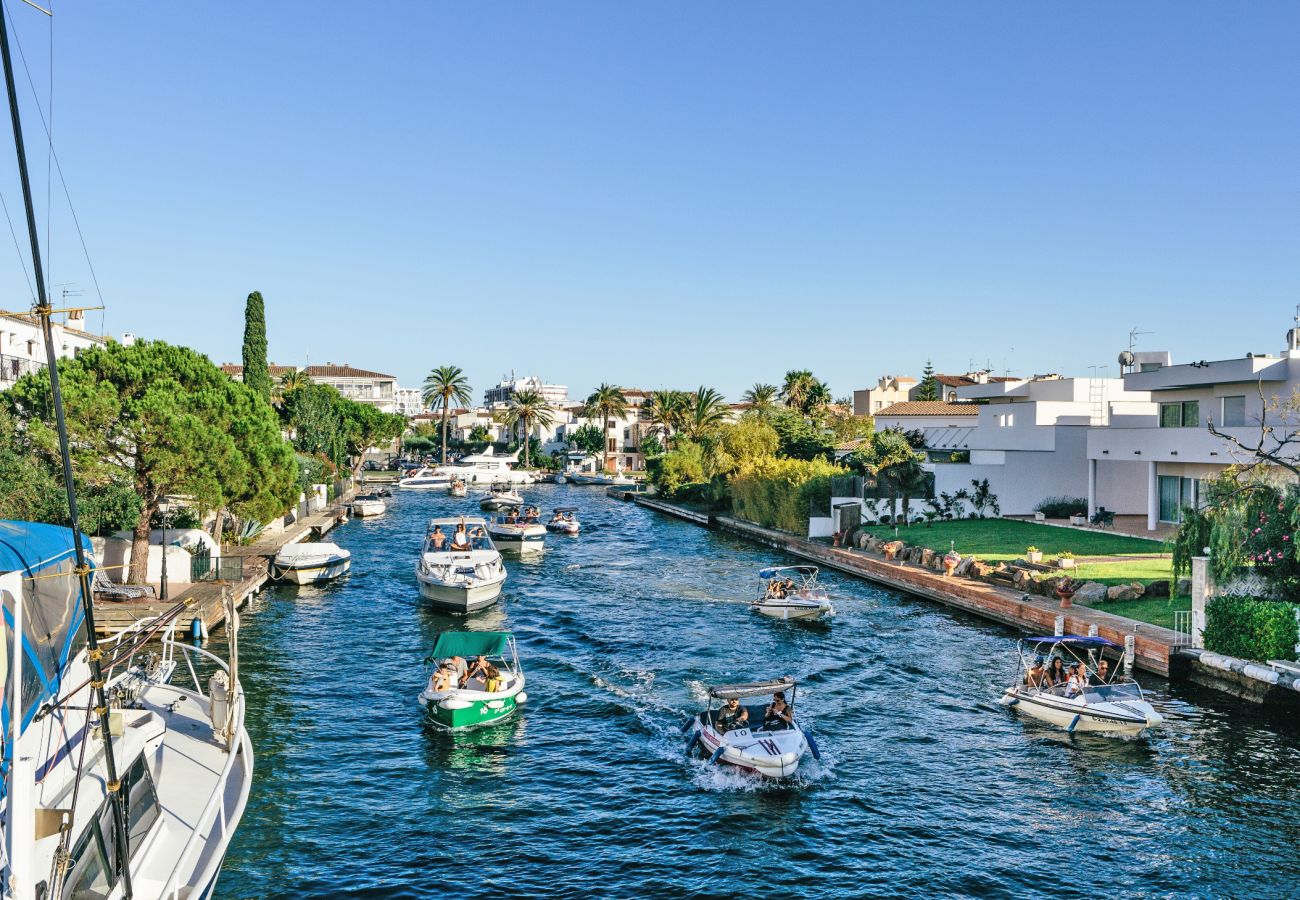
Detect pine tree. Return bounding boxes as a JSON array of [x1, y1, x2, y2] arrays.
[[242, 290, 271, 403], [915, 359, 939, 401]]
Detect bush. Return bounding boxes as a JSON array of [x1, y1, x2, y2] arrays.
[[1035, 495, 1087, 518], [1204, 594, 1300, 662], [730, 456, 845, 534]]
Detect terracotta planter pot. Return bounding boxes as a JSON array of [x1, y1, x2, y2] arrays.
[[943, 560, 958, 577], [884, 547, 897, 560], [1057, 588, 1075, 609]]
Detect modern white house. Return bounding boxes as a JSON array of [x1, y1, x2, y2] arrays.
[[393, 386, 426, 417], [0, 311, 108, 389], [1087, 341, 1300, 531], [483, 374, 568, 409]]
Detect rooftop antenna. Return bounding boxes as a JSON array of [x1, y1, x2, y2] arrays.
[[1127, 327, 1152, 354]]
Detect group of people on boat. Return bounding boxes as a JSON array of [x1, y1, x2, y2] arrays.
[[763, 578, 800, 600], [501, 506, 541, 525], [430, 654, 503, 693], [550, 510, 577, 525], [428, 519, 490, 552], [1024, 656, 1114, 697], [714, 691, 795, 733]]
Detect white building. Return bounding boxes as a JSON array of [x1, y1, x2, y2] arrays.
[[1087, 342, 1300, 531], [484, 374, 568, 409], [0, 312, 107, 389], [305, 364, 397, 412], [393, 386, 426, 418], [853, 375, 917, 417]]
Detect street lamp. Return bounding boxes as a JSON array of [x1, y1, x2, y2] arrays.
[[158, 498, 171, 601]]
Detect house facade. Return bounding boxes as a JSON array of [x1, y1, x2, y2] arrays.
[[853, 375, 917, 417], [0, 312, 108, 389], [483, 374, 568, 409]]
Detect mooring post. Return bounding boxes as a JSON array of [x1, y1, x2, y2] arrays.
[[1123, 635, 1136, 675], [1054, 615, 1065, 636], [1087, 623, 1098, 637], [1191, 556, 1212, 649]]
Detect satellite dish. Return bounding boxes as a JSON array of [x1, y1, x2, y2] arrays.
[[1117, 350, 1135, 369]]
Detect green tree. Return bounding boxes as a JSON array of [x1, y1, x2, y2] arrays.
[[338, 401, 406, 475], [7, 341, 298, 583], [422, 365, 473, 464], [503, 389, 555, 467], [742, 383, 779, 421], [583, 384, 629, 472], [780, 369, 832, 417], [682, 386, 728, 441], [273, 368, 311, 409], [914, 360, 939, 401], [241, 291, 271, 404], [646, 389, 690, 448], [570, 423, 605, 456], [771, 408, 835, 460]]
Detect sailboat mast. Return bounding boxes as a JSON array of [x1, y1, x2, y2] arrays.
[[0, 5, 135, 897]]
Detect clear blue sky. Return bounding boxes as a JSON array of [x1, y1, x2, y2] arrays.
[[1, 2, 1296, 402]]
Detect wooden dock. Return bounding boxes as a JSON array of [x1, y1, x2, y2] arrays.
[[92, 493, 355, 638]]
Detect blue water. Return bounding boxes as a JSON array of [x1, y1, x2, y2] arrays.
[[217, 487, 1300, 899]]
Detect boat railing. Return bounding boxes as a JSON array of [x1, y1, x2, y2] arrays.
[[157, 634, 248, 899]]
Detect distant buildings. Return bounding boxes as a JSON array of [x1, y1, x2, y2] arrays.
[[853, 375, 916, 416], [483, 374, 568, 409], [220, 362, 398, 413], [0, 312, 110, 389]]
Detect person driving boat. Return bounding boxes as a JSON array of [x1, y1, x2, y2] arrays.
[[715, 697, 749, 733]]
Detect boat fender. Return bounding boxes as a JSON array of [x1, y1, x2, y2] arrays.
[[806, 733, 821, 762], [190, 617, 208, 642], [486, 700, 505, 710], [708, 745, 727, 765], [680, 717, 697, 733], [684, 732, 700, 756], [1067, 714, 1081, 734], [515, 692, 528, 704]]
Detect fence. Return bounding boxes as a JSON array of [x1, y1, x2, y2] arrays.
[[0, 353, 44, 385], [191, 555, 244, 583], [1172, 610, 1193, 647]]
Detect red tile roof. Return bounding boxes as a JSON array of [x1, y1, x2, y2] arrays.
[[220, 363, 296, 376], [875, 401, 980, 417], [933, 374, 1018, 387], [305, 364, 395, 379]]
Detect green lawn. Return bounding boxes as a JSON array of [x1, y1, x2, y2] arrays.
[[1076, 595, 1190, 630], [860, 519, 1168, 560], [1065, 558, 1174, 586]]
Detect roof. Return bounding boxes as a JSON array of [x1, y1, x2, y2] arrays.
[[305, 364, 395, 380], [835, 438, 868, 452], [934, 374, 1018, 387], [219, 363, 296, 376], [1, 311, 107, 343], [429, 631, 513, 660], [709, 676, 796, 700], [875, 401, 980, 417]]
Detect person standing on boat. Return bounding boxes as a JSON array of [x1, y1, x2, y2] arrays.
[[764, 692, 794, 730], [716, 697, 749, 733]]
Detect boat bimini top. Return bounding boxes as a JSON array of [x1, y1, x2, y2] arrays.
[[708, 675, 797, 701], [426, 630, 515, 662], [428, 515, 490, 532], [759, 565, 818, 583], [553, 506, 578, 513]]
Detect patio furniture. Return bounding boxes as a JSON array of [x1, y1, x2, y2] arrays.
[[1090, 508, 1115, 529]]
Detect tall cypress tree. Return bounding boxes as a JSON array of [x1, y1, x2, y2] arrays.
[[242, 290, 271, 403], [915, 359, 939, 401]]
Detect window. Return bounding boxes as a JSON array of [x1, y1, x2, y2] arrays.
[[1159, 401, 1200, 428], [1158, 475, 1199, 523], [1221, 395, 1245, 427], [1139, 362, 1163, 372]]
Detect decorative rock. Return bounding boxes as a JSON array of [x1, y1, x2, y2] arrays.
[[1039, 576, 1063, 596], [1013, 569, 1033, 590], [972, 562, 995, 578], [920, 548, 936, 569], [1144, 580, 1170, 599], [955, 556, 976, 577], [1107, 582, 1145, 602], [1175, 578, 1192, 597], [1072, 581, 1109, 605]]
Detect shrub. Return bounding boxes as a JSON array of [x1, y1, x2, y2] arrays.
[[1036, 495, 1087, 518], [730, 456, 845, 534], [1204, 595, 1300, 662]]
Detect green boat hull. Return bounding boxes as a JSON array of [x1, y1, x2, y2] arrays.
[[426, 695, 518, 730]]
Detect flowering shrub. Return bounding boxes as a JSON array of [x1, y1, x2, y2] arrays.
[[1238, 485, 1300, 595]]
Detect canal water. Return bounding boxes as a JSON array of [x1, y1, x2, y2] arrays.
[[217, 487, 1300, 899]]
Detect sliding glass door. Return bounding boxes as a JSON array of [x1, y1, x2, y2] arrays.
[[1158, 475, 1198, 524]]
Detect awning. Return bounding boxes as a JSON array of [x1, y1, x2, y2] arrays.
[[758, 566, 817, 579], [1026, 635, 1120, 649], [709, 676, 795, 699], [429, 631, 512, 659]]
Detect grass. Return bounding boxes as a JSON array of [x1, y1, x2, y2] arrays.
[[1075, 595, 1190, 631], [859, 518, 1168, 561], [1066, 558, 1174, 587]]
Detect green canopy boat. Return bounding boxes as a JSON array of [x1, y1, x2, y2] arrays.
[[418, 631, 527, 730]]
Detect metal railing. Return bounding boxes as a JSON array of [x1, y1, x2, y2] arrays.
[[191, 555, 244, 583], [1172, 610, 1193, 647], [0, 352, 44, 383]]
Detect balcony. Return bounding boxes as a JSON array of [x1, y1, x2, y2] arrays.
[[1123, 355, 1290, 391], [1087, 425, 1276, 465], [0, 353, 44, 385]]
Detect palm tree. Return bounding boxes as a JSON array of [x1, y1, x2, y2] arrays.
[[741, 382, 779, 421], [422, 365, 472, 464], [646, 389, 689, 448], [273, 368, 312, 408], [504, 389, 555, 468], [781, 369, 832, 417], [684, 386, 728, 440], [583, 383, 629, 472]]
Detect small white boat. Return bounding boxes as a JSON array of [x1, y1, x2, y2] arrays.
[[480, 483, 524, 511], [1000, 635, 1164, 736], [416, 516, 508, 613], [449, 477, 468, 497], [351, 493, 387, 517], [685, 676, 819, 779], [399, 466, 451, 489], [271, 541, 351, 584], [486, 510, 546, 556], [752, 565, 834, 621], [436, 446, 536, 485], [545, 506, 581, 535], [419, 631, 528, 730]]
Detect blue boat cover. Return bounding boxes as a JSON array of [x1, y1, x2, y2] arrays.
[[1, 521, 93, 741], [759, 565, 818, 579], [1027, 635, 1121, 649]]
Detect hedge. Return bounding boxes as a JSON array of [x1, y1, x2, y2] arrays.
[[1203, 594, 1300, 662], [730, 457, 844, 534], [1035, 495, 1087, 518]]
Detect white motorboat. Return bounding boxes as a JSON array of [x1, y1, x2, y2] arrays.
[[449, 477, 468, 497], [555, 451, 636, 485], [351, 493, 387, 517], [419, 631, 528, 730], [2, 521, 253, 900], [545, 506, 581, 535], [685, 676, 819, 779], [270, 541, 352, 584], [752, 566, 834, 621], [1000, 635, 1164, 736], [399, 466, 451, 489], [417, 516, 508, 613], [480, 483, 524, 511], [486, 510, 547, 556], [436, 446, 536, 485]]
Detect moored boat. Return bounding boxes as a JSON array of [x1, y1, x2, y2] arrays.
[[545, 507, 581, 535], [399, 466, 451, 489], [999, 635, 1163, 736], [435, 446, 536, 485], [752, 566, 834, 621], [416, 516, 507, 613], [351, 493, 387, 517], [685, 676, 819, 779], [449, 476, 468, 497], [271, 541, 352, 584], [419, 631, 527, 730]]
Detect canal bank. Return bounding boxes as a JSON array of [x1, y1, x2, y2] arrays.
[[633, 495, 1178, 676]]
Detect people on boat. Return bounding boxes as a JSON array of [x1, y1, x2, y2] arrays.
[[1064, 664, 1087, 698], [782, 577, 798, 597], [448, 656, 468, 685], [766, 579, 787, 599], [1045, 657, 1067, 687], [715, 697, 749, 733], [1026, 657, 1048, 688], [463, 654, 491, 687], [1090, 659, 1112, 686], [550, 510, 564, 524], [451, 524, 471, 550], [763, 691, 794, 730], [429, 525, 447, 551], [484, 663, 501, 693], [470, 527, 489, 549], [431, 663, 455, 692]]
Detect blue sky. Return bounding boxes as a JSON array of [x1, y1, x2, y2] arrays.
[[1, 2, 1296, 402]]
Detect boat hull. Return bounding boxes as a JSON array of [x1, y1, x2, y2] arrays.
[[490, 533, 546, 556], [752, 599, 833, 620], [692, 719, 808, 779], [418, 577, 504, 613], [419, 685, 523, 730], [273, 557, 351, 584], [352, 500, 386, 517], [545, 522, 580, 535], [1000, 687, 1162, 735]]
